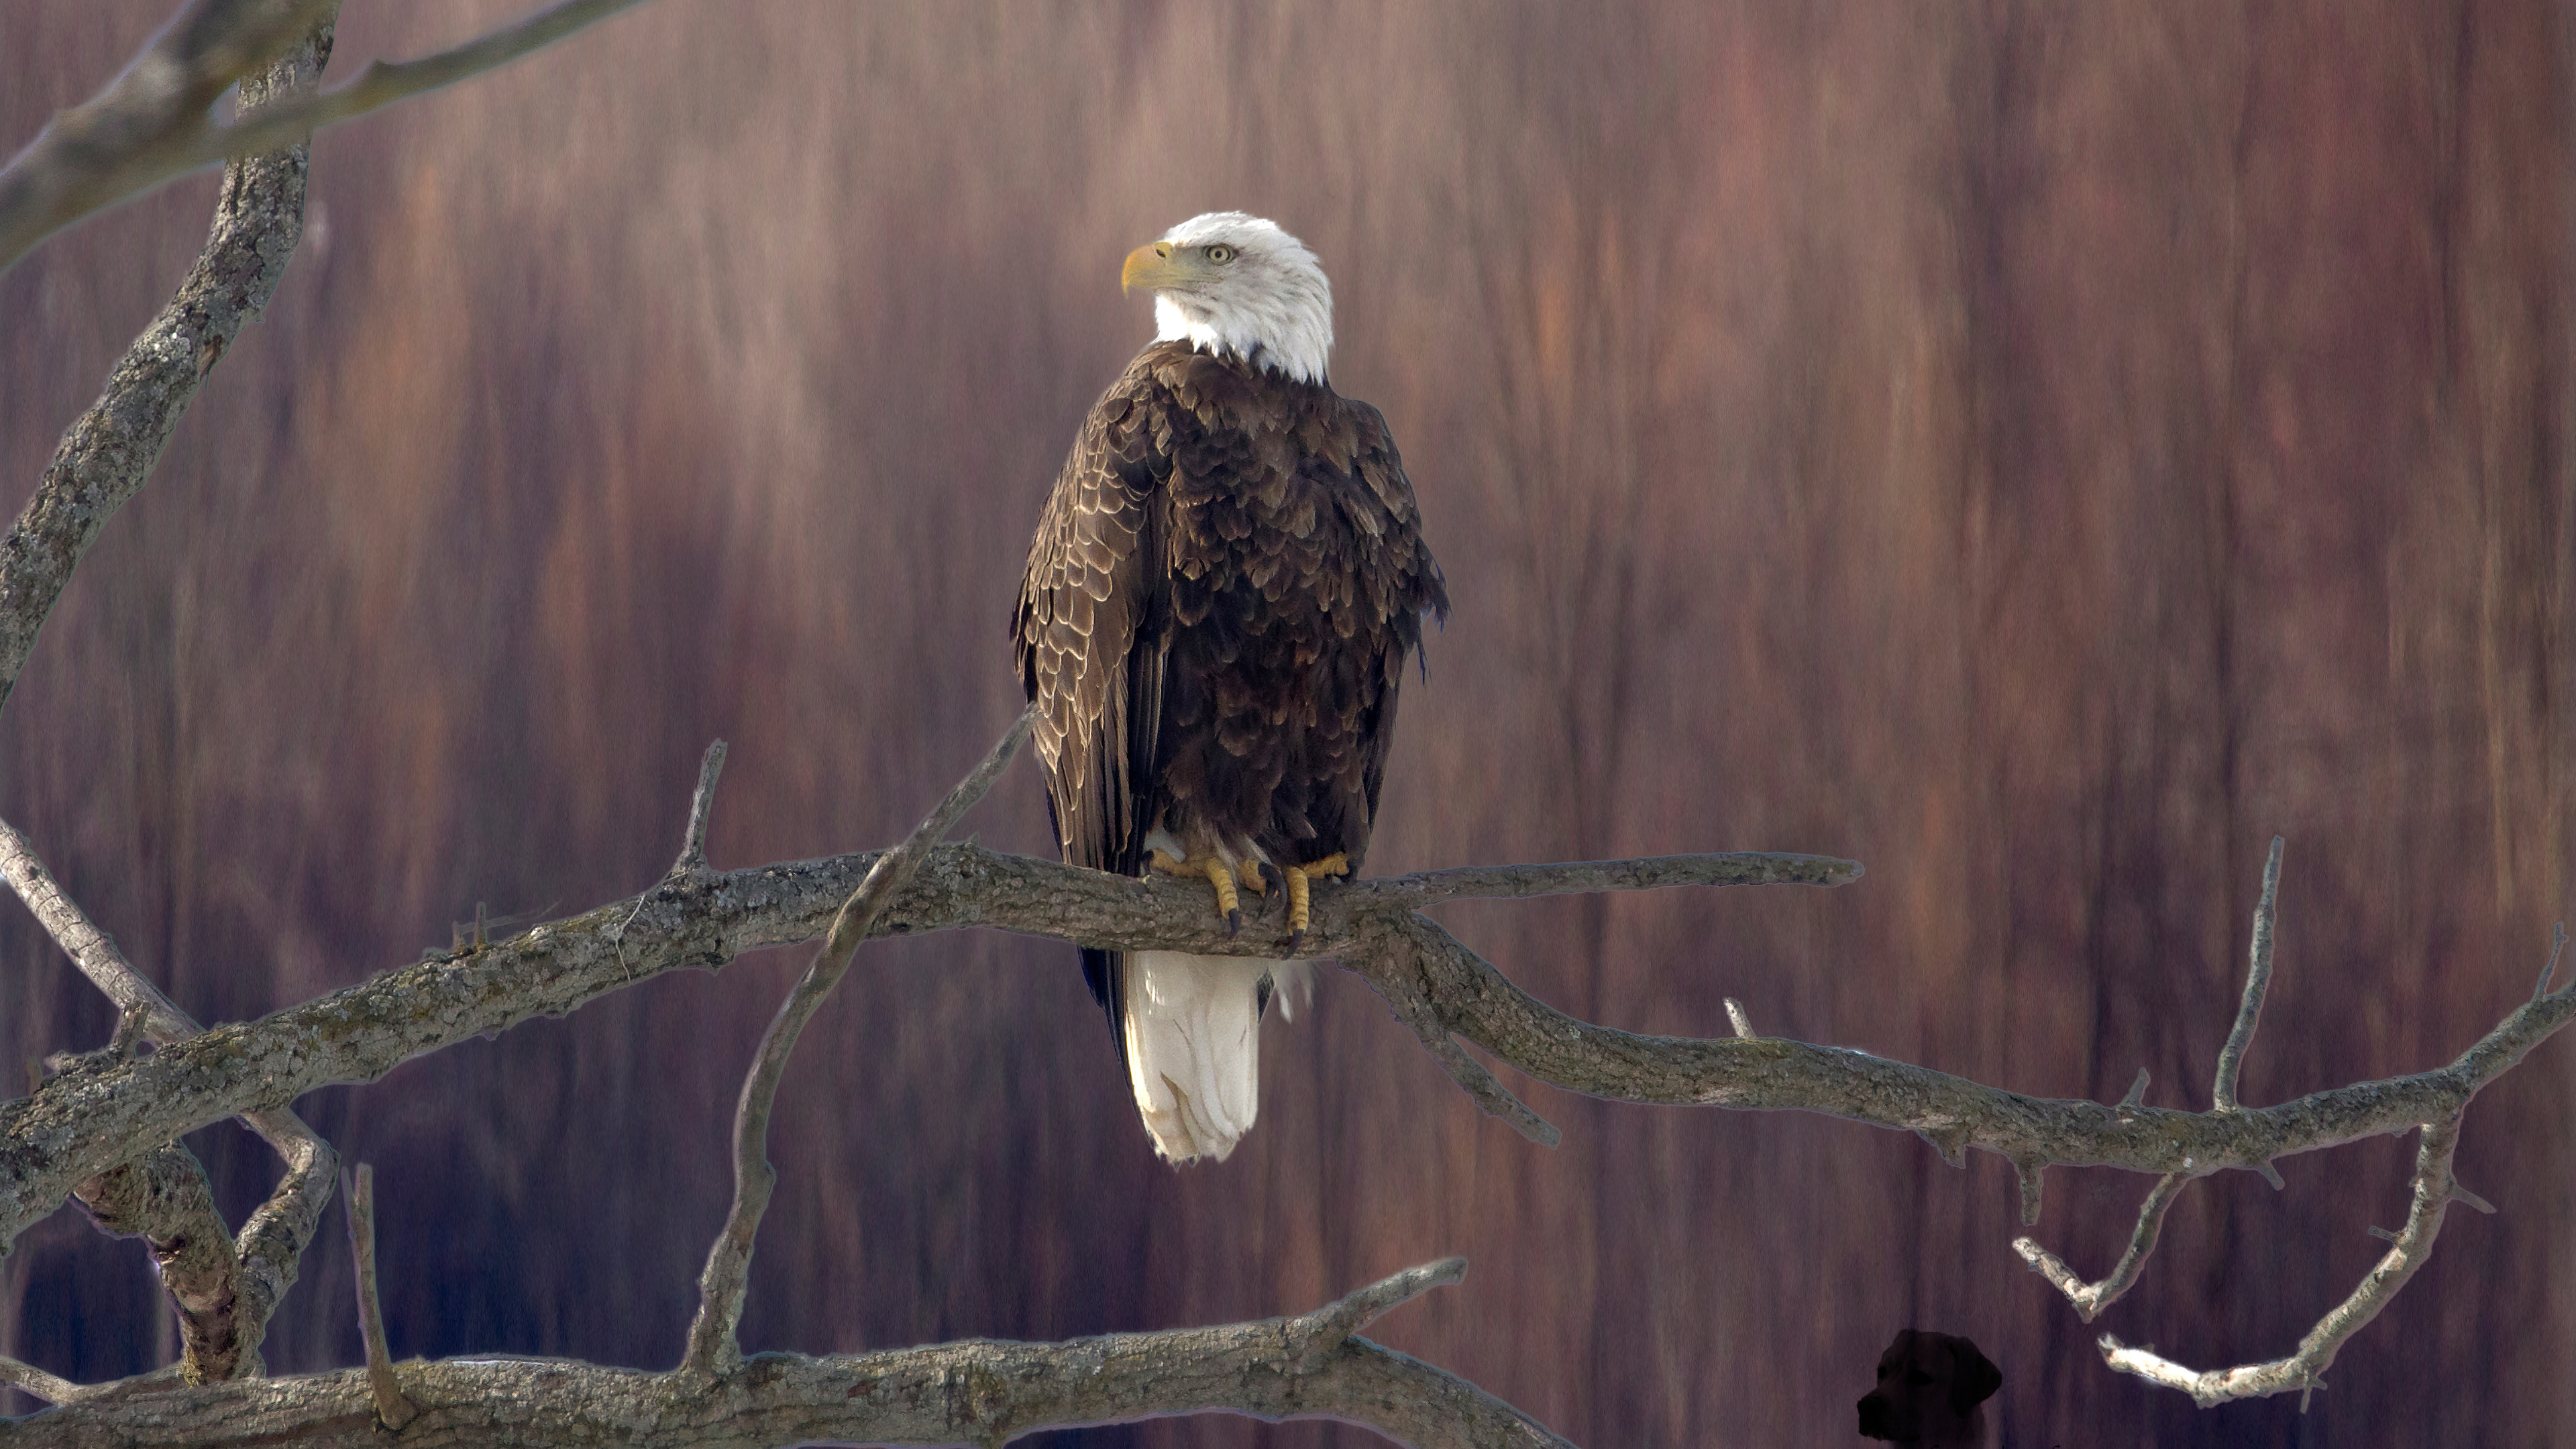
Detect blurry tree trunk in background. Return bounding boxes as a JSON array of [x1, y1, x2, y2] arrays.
[[2, 2, 2571, 1446]]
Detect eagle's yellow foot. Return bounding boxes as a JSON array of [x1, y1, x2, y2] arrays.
[[1283, 853, 1350, 956], [1150, 848, 1247, 936]]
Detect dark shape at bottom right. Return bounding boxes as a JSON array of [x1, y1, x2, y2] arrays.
[[1858, 1329, 2002, 1448]]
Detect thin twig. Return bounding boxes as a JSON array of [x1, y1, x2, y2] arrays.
[[2212, 837, 2284, 1112], [672, 739, 729, 876], [0, 0, 659, 274], [2100, 1114, 2470, 1407], [680, 710, 1032, 1377], [1287, 1257, 1468, 1358], [341, 1164, 415, 1429], [2015, 1171, 2190, 1322]]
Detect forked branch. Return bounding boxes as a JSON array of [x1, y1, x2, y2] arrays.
[[2, 816, 338, 1382], [682, 712, 1031, 1377], [2015, 844, 2543, 1405], [0, 0, 660, 275], [0, 1258, 1567, 1448], [2100, 1115, 2475, 1408]]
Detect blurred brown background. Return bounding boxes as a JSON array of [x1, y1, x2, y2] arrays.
[[4, 1, 2572, 1444]]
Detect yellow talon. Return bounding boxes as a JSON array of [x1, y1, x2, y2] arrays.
[[1284, 853, 1350, 948], [1203, 856, 1241, 927], [1148, 847, 1244, 932], [1236, 858, 1268, 896]]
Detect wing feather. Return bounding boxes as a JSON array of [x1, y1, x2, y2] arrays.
[[1014, 360, 1169, 1044]]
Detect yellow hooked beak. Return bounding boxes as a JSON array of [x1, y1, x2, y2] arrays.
[[1122, 240, 1213, 295]]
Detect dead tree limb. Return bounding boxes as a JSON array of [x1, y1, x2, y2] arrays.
[[0, 0, 659, 275], [2012, 844, 2540, 1405], [337, 1165, 414, 1430], [2099, 1114, 2478, 1409], [3, 814, 338, 1382], [681, 711, 1030, 1378], [9, 799, 2569, 1253], [0, 1258, 1566, 1448], [0, 15, 331, 717], [0, 830, 1872, 1244]]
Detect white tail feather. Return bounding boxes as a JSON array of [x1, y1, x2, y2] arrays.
[[1122, 951, 1297, 1163]]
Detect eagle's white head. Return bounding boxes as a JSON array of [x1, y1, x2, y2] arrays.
[[1121, 212, 1333, 386]]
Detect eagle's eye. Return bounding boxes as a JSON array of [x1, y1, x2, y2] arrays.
[[1205, 244, 1238, 264]]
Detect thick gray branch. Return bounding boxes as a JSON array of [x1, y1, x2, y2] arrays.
[[0, 1354, 85, 1407], [0, 21, 329, 716], [0, 0, 655, 275], [0, 842, 1858, 1241], [3, 815, 337, 1378], [2, 1260, 1567, 1448], [6, 828, 2567, 1247], [68, 1142, 245, 1383]]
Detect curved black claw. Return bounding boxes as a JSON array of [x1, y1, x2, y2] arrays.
[[1259, 860, 1288, 912], [1225, 906, 1244, 938], [1285, 928, 1309, 958]]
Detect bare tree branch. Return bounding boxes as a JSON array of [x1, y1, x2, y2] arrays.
[[2013, 1171, 2189, 1322], [671, 739, 729, 877], [1723, 998, 1755, 1039], [2099, 1114, 2471, 1407], [67, 1142, 246, 1383], [1293, 1257, 1466, 1348], [2013, 849, 2535, 1403], [0, 1353, 85, 1407], [338, 1164, 415, 1430], [0, 0, 659, 275], [3, 1259, 1568, 1448], [8, 817, 2570, 1255], [0, 837, 1866, 1242], [0, 19, 331, 717], [682, 712, 1031, 1377], [2212, 836, 2284, 1112], [2, 814, 339, 1379]]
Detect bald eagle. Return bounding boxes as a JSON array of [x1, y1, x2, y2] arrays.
[[1014, 213, 1447, 1163]]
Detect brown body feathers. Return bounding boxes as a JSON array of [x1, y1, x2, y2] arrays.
[[1014, 339, 1447, 1035]]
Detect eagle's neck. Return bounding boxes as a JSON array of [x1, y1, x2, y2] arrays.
[[1153, 293, 1332, 388]]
